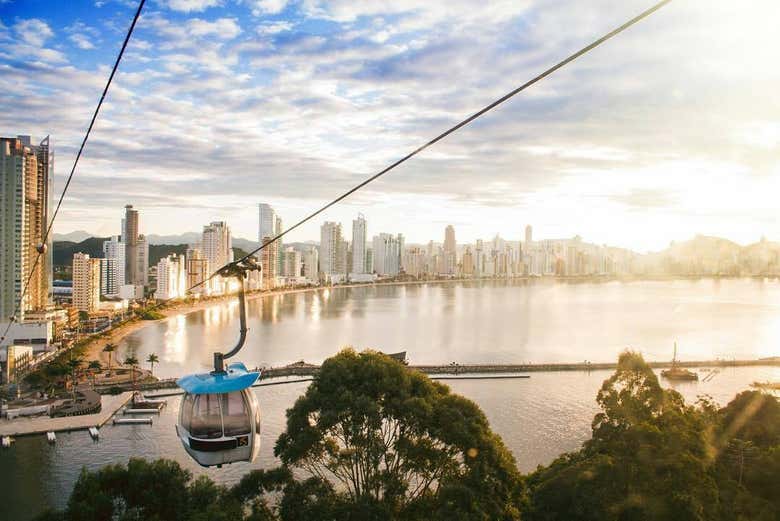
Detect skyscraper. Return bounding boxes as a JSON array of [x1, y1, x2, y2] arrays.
[[101, 236, 125, 297], [525, 224, 533, 247], [284, 247, 302, 278], [261, 236, 278, 290], [156, 254, 186, 301], [319, 222, 344, 280], [202, 221, 232, 293], [302, 246, 318, 282], [372, 233, 401, 276], [275, 215, 284, 277], [73, 253, 100, 313], [122, 205, 139, 284], [351, 213, 367, 275], [0, 135, 52, 322], [185, 245, 209, 295], [444, 225, 456, 275], [258, 203, 276, 242]]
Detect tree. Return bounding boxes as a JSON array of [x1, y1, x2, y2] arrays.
[[275, 349, 524, 520], [526, 351, 719, 521], [124, 356, 139, 390], [66, 357, 83, 397], [102, 344, 116, 376], [146, 353, 159, 377], [87, 360, 101, 388]]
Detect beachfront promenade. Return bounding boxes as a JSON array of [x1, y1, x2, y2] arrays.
[[0, 392, 133, 437]]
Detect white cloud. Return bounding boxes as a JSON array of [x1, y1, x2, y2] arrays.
[[243, 0, 289, 16], [159, 0, 222, 12], [13, 18, 54, 47], [69, 33, 95, 49], [257, 20, 294, 35], [187, 17, 242, 39]]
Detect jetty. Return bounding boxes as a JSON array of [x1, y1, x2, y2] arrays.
[[260, 358, 780, 378], [0, 392, 133, 438]]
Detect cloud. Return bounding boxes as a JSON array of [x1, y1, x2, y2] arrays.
[[243, 0, 289, 16], [158, 0, 222, 12], [2, 0, 780, 250], [13, 18, 54, 46], [257, 20, 294, 35]]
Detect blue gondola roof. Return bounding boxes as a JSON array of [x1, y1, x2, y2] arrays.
[[177, 362, 260, 394]]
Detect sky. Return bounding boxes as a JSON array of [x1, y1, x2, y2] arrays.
[[1, 0, 779, 252]]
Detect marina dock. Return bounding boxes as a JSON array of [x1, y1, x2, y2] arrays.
[[0, 392, 134, 438]]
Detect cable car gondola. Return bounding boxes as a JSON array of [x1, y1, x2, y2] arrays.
[[175, 260, 262, 467]]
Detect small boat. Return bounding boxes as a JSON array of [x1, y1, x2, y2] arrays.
[[88, 427, 100, 440], [1, 436, 12, 448], [47, 432, 56, 444], [661, 342, 698, 381]]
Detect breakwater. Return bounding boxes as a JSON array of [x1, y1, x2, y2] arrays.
[[98, 357, 780, 393]]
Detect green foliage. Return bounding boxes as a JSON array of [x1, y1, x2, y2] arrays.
[[139, 308, 165, 320], [525, 352, 780, 521], [275, 349, 524, 520], [40, 351, 780, 521]]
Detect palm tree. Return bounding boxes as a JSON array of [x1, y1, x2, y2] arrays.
[[124, 356, 139, 390], [67, 357, 83, 397], [87, 360, 102, 388], [146, 353, 159, 377], [103, 343, 116, 376]]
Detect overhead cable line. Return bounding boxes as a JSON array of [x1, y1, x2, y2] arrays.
[[189, 0, 673, 293], [0, 0, 147, 343]]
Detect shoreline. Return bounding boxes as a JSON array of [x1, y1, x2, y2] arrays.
[[82, 275, 780, 364]]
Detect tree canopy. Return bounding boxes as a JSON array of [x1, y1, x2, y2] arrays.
[[275, 349, 524, 520], [37, 350, 780, 521]]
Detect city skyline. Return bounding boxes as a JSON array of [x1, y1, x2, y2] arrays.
[[1, 1, 778, 252]]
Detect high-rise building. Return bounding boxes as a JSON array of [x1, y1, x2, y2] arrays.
[[302, 246, 318, 282], [258, 203, 276, 242], [365, 247, 373, 274], [0, 135, 53, 322], [101, 236, 125, 297], [351, 214, 367, 275], [156, 254, 186, 301], [137, 234, 149, 286], [202, 221, 232, 293], [443, 225, 456, 275], [525, 225, 533, 247], [372, 233, 401, 276], [462, 246, 475, 277], [284, 247, 302, 278], [275, 215, 284, 277], [185, 245, 209, 295], [73, 253, 100, 313], [122, 205, 139, 284], [261, 236, 278, 290], [404, 246, 426, 278], [475, 239, 484, 277], [319, 222, 344, 279]]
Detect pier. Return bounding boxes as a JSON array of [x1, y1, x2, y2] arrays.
[[259, 357, 780, 378], [0, 392, 133, 438], [107, 357, 780, 394]]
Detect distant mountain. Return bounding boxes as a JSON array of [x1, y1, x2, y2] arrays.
[[53, 230, 95, 242], [638, 235, 779, 276], [53, 237, 110, 266], [146, 233, 202, 245]]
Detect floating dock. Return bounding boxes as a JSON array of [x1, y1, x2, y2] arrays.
[[0, 392, 133, 438], [113, 417, 152, 425]]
